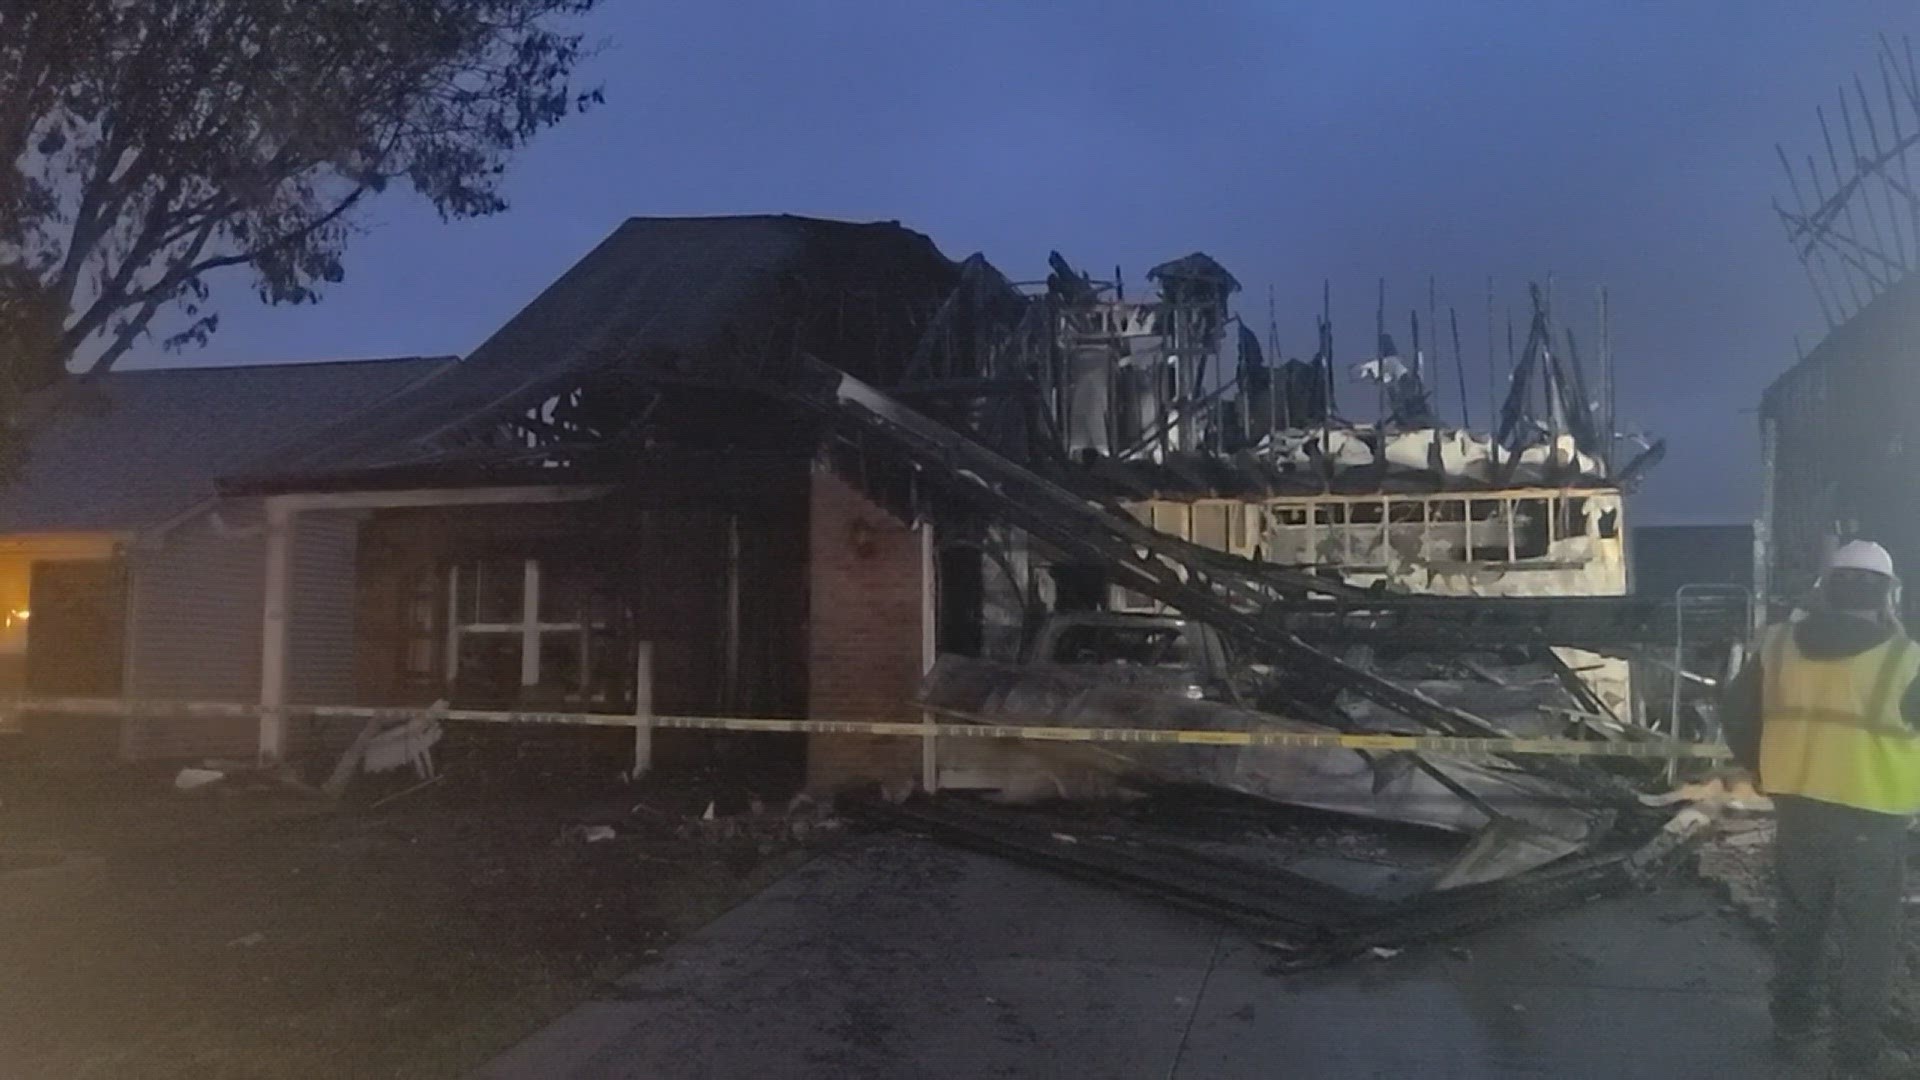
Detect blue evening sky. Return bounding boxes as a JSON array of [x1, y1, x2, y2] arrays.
[[125, 1, 1920, 524]]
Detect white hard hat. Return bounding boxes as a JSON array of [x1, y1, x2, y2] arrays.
[[1828, 539, 1897, 579]]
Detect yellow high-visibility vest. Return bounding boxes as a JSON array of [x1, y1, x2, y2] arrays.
[[1759, 623, 1920, 814]]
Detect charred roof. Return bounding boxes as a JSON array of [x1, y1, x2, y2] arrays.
[[229, 215, 963, 492]]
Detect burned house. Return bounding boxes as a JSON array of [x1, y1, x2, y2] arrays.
[[2, 209, 1687, 843], [971, 262, 1653, 719], [0, 215, 1009, 782], [0, 208, 1730, 903], [212, 215, 979, 786]]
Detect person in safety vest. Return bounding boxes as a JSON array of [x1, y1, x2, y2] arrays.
[[1723, 540, 1920, 1077]]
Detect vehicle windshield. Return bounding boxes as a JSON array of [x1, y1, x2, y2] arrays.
[[1047, 624, 1194, 666]]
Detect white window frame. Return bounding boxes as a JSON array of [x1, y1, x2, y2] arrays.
[[445, 558, 588, 690]]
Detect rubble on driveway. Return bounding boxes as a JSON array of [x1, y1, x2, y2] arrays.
[[1638, 769, 1779, 926], [898, 642, 1729, 962], [871, 791, 1685, 968], [920, 653, 1626, 890], [1695, 818, 1775, 926]]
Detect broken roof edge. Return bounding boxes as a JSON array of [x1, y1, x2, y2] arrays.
[[225, 214, 966, 484], [1146, 251, 1242, 293]]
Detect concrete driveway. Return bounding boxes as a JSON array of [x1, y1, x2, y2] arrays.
[[475, 834, 1783, 1079]]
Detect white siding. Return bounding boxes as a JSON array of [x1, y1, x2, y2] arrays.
[[122, 502, 362, 761], [123, 501, 265, 760], [286, 509, 359, 707]]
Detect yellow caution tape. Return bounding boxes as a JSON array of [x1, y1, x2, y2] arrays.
[[0, 695, 1732, 760], [644, 715, 1730, 760]]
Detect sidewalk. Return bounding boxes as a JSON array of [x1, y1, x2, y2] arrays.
[[475, 834, 1782, 1080]]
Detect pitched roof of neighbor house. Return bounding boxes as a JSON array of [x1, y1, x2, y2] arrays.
[[0, 355, 455, 533], [231, 214, 961, 491]]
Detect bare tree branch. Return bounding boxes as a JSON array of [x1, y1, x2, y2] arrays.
[[0, 0, 604, 388]]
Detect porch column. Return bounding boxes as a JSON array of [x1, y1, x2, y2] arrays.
[[520, 557, 541, 687], [1755, 417, 1776, 634], [259, 497, 294, 764], [918, 520, 938, 793]]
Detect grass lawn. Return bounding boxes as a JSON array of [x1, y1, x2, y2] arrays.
[[0, 769, 818, 1079]]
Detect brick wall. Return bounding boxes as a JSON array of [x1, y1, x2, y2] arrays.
[[806, 464, 929, 791]]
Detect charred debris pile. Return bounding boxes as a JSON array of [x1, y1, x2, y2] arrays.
[[801, 250, 1750, 962]]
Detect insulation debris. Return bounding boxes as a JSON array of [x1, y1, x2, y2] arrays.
[[1253, 426, 1605, 487], [174, 768, 226, 793]]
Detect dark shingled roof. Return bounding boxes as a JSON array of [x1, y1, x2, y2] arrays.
[[0, 356, 455, 533], [235, 214, 962, 490]]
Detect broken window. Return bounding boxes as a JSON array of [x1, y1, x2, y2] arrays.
[[460, 559, 523, 625], [1387, 499, 1425, 561], [1425, 498, 1469, 562], [446, 559, 631, 707], [1558, 497, 1590, 540], [1348, 501, 1387, 567], [1513, 499, 1550, 559], [1228, 504, 1250, 552], [400, 567, 438, 683], [1467, 500, 1509, 562], [1150, 502, 1189, 540], [1314, 503, 1348, 563], [542, 564, 631, 704], [1192, 503, 1231, 552], [448, 560, 529, 702], [1048, 623, 1193, 666], [1264, 503, 1313, 564]]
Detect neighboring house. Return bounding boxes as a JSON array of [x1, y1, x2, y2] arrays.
[[1760, 273, 1920, 616], [0, 356, 454, 762]]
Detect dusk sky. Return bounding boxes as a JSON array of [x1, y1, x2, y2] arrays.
[[124, 1, 1920, 525]]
